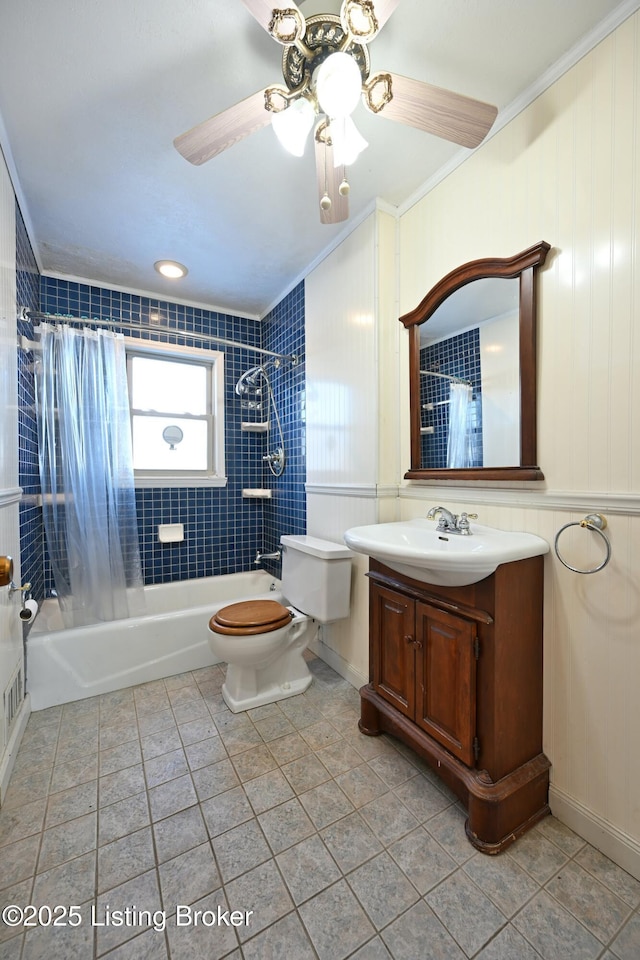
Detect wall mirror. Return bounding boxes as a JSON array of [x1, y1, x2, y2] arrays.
[[400, 242, 550, 481]]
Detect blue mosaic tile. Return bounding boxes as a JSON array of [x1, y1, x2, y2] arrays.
[[14, 273, 307, 590], [419, 328, 483, 469], [16, 200, 45, 601], [261, 282, 306, 577]]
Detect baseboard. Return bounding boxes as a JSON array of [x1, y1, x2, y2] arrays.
[[0, 692, 31, 807], [308, 635, 368, 692], [549, 784, 640, 881]]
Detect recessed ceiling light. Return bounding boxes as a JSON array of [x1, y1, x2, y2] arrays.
[[154, 260, 188, 279]]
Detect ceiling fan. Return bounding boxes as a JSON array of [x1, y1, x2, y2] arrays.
[[174, 0, 498, 224]]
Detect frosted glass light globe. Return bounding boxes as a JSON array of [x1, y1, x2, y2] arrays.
[[330, 116, 368, 167], [316, 52, 362, 118], [271, 97, 315, 156]]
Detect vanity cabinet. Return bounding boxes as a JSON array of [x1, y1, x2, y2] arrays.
[[371, 583, 478, 766], [360, 558, 550, 854]]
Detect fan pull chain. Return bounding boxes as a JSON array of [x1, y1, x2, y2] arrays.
[[320, 142, 331, 212]]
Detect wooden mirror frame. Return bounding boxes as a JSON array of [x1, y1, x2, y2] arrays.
[[400, 241, 550, 481]]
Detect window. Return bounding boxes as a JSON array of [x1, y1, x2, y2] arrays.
[[126, 340, 226, 487]]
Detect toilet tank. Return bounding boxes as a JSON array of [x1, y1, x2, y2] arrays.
[[280, 535, 352, 622]]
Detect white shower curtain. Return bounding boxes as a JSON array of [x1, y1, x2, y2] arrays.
[[446, 382, 473, 469], [36, 323, 144, 627]]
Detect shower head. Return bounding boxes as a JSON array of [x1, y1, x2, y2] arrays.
[[235, 365, 263, 396], [235, 358, 280, 396], [245, 366, 263, 387]]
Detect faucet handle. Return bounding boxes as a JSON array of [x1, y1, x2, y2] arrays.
[[457, 512, 478, 535]]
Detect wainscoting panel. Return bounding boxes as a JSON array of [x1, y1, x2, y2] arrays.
[[0, 150, 28, 801]]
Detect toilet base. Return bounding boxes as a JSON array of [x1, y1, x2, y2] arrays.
[[221, 672, 312, 713]]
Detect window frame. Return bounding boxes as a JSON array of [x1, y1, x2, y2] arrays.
[[125, 338, 226, 488]]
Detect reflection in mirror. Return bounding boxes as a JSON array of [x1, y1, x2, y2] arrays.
[[419, 278, 520, 469], [401, 242, 550, 481]]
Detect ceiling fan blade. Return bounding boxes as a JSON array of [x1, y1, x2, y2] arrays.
[[174, 90, 273, 166], [367, 72, 497, 149], [240, 0, 306, 44], [315, 132, 349, 225], [371, 0, 402, 31], [340, 0, 401, 43]]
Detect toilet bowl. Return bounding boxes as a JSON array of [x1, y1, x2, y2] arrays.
[[207, 536, 352, 712]]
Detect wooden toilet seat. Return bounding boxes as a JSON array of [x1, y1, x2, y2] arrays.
[[208, 599, 293, 636]]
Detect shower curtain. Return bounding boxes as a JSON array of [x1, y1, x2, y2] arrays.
[[36, 323, 144, 628], [446, 382, 473, 469]]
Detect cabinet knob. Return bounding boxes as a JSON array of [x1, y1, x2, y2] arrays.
[[405, 634, 422, 649]]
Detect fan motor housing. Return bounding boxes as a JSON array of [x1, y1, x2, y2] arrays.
[[282, 15, 370, 93]]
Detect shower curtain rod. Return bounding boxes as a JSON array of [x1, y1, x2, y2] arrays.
[[17, 309, 298, 365], [420, 368, 472, 386]]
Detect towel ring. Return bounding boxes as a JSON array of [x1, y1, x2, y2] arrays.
[[554, 513, 611, 574]]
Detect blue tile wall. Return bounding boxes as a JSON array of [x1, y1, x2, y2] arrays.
[[16, 202, 45, 601], [16, 271, 307, 592], [419, 328, 483, 469], [261, 282, 307, 577]]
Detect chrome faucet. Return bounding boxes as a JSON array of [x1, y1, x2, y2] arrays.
[[426, 506, 458, 532], [427, 506, 478, 535], [254, 549, 281, 565]]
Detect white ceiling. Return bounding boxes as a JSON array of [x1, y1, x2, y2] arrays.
[[0, 0, 633, 318]]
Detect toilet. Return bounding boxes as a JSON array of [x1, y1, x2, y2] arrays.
[[208, 535, 352, 713]]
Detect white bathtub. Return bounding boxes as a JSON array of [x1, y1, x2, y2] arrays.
[[27, 571, 281, 711]]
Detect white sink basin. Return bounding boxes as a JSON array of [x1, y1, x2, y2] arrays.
[[343, 519, 549, 586]]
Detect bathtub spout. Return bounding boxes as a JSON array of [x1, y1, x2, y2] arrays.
[[255, 550, 281, 565]]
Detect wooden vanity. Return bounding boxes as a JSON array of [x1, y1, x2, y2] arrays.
[[359, 557, 550, 854]]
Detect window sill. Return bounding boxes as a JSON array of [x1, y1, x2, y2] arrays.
[[134, 476, 228, 489]]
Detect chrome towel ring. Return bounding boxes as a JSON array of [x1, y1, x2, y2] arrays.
[[554, 513, 611, 574]]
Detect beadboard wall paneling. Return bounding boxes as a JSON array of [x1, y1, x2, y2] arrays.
[[396, 11, 640, 871], [0, 149, 27, 798], [306, 215, 378, 486], [0, 163, 17, 495], [305, 210, 401, 679], [399, 12, 640, 496], [375, 210, 401, 488], [307, 491, 377, 683]]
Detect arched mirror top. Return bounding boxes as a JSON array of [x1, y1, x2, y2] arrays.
[[400, 241, 550, 482]]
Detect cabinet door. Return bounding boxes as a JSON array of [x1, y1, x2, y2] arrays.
[[370, 583, 415, 719], [415, 603, 477, 766]]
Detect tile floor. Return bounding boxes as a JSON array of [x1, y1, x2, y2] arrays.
[[1, 655, 639, 960]]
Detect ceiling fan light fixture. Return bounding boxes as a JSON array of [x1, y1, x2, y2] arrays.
[[330, 115, 368, 166], [154, 260, 188, 279], [271, 97, 315, 157], [316, 52, 363, 118]]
